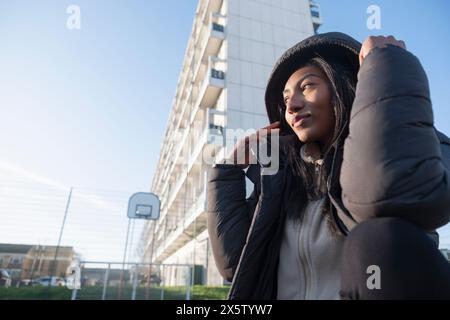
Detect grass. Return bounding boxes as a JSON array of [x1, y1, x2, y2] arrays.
[[0, 285, 230, 300]]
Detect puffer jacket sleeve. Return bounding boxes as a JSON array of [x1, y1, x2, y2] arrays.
[[207, 163, 260, 282], [340, 44, 450, 231], [437, 130, 450, 171]]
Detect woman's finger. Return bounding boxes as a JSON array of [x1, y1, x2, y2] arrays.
[[263, 121, 280, 129], [386, 35, 396, 44]]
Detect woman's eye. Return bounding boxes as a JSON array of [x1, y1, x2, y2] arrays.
[[301, 83, 314, 91], [284, 97, 289, 104]]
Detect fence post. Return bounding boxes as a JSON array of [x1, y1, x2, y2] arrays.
[[131, 264, 139, 300], [102, 263, 110, 300], [185, 267, 191, 301], [70, 260, 81, 301], [71, 287, 78, 300], [160, 265, 164, 300]]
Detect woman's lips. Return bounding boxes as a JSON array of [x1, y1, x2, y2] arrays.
[[293, 114, 311, 128]]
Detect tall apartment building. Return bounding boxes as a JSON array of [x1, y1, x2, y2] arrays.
[[138, 0, 321, 286]]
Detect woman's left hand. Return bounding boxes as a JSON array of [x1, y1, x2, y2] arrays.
[[359, 35, 407, 66]]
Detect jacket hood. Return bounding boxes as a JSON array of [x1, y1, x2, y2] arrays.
[[265, 32, 361, 126]]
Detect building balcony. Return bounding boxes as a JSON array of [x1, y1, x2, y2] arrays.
[[154, 108, 222, 224], [203, 18, 226, 61], [171, 11, 225, 133], [309, 0, 322, 34], [206, 12, 226, 51], [192, 14, 226, 85], [163, 108, 224, 209], [148, 108, 226, 262], [154, 190, 207, 262], [196, 56, 226, 109], [200, 0, 224, 25]]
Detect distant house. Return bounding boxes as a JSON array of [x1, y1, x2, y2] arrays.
[[0, 243, 33, 281], [0, 243, 76, 283], [21, 245, 75, 280]]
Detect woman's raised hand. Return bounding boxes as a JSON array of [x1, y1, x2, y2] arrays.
[[224, 121, 280, 169], [359, 35, 406, 66]]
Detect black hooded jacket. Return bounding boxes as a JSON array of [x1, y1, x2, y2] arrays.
[[207, 32, 450, 299]]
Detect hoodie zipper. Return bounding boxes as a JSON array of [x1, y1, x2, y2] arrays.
[[300, 162, 324, 299], [297, 206, 309, 299], [315, 161, 323, 189]]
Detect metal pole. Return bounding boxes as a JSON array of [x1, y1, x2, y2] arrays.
[[71, 286, 78, 300], [189, 207, 198, 299], [183, 10, 197, 301], [145, 220, 157, 300], [118, 218, 132, 300], [128, 220, 137, 299], [160, 265, 165, 300], [131, 263, 138, 300], [145, 263, 152, 300], [205, 239, 209, 285], [29, 244, 39, 281], [150, 222, 157, 266], [102, 263, 110, 300], [129, 219, 136, 263], [186, 266, 191, 300], [47, 187, 73, 298]]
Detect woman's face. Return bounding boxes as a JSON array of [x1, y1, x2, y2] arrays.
[[283, 65, 335, 149]]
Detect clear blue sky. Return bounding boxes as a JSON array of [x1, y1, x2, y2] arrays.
[[0, 0, 449, 260], [0, 0, 198, 192], [0, 0, 199, 261], [0, 0, 448, 192]]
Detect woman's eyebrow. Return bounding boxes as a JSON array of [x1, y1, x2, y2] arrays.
[[283, 73, 321, 95]]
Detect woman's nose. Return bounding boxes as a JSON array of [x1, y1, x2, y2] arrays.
[[286, 95, 305, 114]]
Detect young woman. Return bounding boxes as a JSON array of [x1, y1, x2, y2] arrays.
[[207, 32, 450, 299]]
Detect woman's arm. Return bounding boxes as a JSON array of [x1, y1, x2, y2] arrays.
[[340, 36, 450, 231], [206, 123, 277, 281], [207, 164, 259, 282]]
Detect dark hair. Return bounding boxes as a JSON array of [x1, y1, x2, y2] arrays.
[[279, 54, 357, 233]]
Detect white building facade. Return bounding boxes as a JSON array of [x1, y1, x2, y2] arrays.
[[139, 0, 321, 286]]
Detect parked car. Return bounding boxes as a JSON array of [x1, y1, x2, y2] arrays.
[[140, 274, 162, 286], [18, 279, 40, 287], [0, 270, 12, 288], [35, 276, 66, 287]]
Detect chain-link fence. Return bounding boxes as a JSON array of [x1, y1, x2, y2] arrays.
[[70, 261, 194, 300], [1, 179, 448, 301], [0, 181, 231, 300]]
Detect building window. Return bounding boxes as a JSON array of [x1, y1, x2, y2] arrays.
[[311, 10, 320, 18], [11, 257, 21, 264], [209, 123, 224, 134], [211, 69, 225, 80], [212, 22, 224, 33]]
